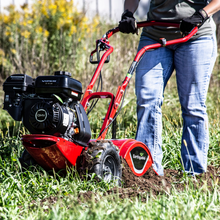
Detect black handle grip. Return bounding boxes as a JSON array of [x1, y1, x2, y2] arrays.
[[89, 54, 110, 64]]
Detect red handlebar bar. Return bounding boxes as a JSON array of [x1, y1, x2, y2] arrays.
[[90, 21, 198, 67], [105, 21, 197, 41], [88, 21, 198, 92]]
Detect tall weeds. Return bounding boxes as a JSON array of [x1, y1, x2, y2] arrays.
[[0, 0, 100, 80]]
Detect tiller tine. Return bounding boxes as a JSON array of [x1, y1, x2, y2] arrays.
[[21, 134, 83, 171], [112, 139, 154, 176]]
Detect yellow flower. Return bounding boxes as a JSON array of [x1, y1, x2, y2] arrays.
[[9, 37, 14, 42], [41, 6, 48, 17], [24, 12, 29, 19], [10, 49, 16, 54], [66, 19, 72, 25], [82, 17, 89, 23], [86, 27, 91, 33], [3, 15, 10, 24], [36, 26, 43, 33], [48, 4, 57, 16], [0, 58, 7, 66], [5, 31, 11, 36], [70, 25, 77, 35], [0, 49, 5, 57], [57, 18, 65, 29], [44, 30, 49, 37], [22, 21, 27, 26], [59, 6, 65, 13], [92, 16, 100, 29], [27, 20, 33, 24], [21, 30, 31, 38], [13, 12, 20, 23]]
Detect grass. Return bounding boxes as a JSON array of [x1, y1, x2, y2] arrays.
[[0, 66, 219, 218], [0, 17, 220, 219], [1, 160, 220, 220], [7, 188, 216, 219]]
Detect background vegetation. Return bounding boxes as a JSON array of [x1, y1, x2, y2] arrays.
[[0, 0, 220, 219]]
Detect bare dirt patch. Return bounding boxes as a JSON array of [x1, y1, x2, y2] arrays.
[[78, 158, 220, 202], [38, 158, 220, 207]]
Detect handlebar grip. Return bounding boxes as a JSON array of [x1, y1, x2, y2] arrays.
[[90, 54, 110, 64]]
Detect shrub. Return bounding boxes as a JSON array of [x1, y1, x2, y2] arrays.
[[0, 0, 100, 80]]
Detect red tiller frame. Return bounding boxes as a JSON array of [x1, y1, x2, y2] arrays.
[[80, 21, 198, 140]]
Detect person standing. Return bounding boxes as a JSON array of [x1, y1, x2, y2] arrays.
[[119, 0, 220, 175]]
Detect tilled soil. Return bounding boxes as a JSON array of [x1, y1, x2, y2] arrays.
[[77, 158, 220, 202], [38, 158, 220, 207]]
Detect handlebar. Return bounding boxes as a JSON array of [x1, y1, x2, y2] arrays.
[[90, 21, 198, 65], [84, 21, 198, 139], [105, 20, 196, 39]]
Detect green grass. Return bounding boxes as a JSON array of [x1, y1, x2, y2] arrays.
[[0, 72, 219, 219], [1, 138, 220, 220], [1, 155, 220, 220], [36, 188, 220, 220]]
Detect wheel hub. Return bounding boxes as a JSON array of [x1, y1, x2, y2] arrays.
[[103, 155, 116, 182]]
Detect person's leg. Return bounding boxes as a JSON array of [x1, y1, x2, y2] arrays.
[[135, 36, 174, 176], [174, 35, 217, 174]]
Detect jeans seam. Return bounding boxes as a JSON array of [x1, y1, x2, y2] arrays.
[[203, 118, 208, 170], [153, 105, 157, 162], [202, 35, 216, 170], [153, 81, 163, 163], [163, 56, 174, 86]]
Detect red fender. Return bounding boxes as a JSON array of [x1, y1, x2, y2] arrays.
[[22, 135, 154, 176], [21, 134, 83, 171], [111, 139, 154, 176]]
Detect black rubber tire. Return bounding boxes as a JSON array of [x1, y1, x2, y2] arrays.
[[86, 141, 122, 185], [19, 149, 37, 168]]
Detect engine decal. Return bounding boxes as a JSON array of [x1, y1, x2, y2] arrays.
[[71, 91, 78, 97], [63, 113, 69, 127], [129, 147, 149, 174], [35, 109, 47, 122]]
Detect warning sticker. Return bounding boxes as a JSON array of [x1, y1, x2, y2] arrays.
[[63, 113, 69, 127]]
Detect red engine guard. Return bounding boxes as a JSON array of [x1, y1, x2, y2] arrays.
[[22, 134, 83, 171]]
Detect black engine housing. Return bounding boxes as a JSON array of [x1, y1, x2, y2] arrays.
[[3, 71, 91, 146]]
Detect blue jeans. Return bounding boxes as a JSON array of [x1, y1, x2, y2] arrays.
[[135, 34, 217, 175]]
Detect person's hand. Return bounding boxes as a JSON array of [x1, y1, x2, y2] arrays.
[[119, 9, 137, 34], [180, 9, 209, 35]]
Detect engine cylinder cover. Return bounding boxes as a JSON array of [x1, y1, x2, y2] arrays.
[[3, 73, 91, 146], [25, 100, 71, 135]]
